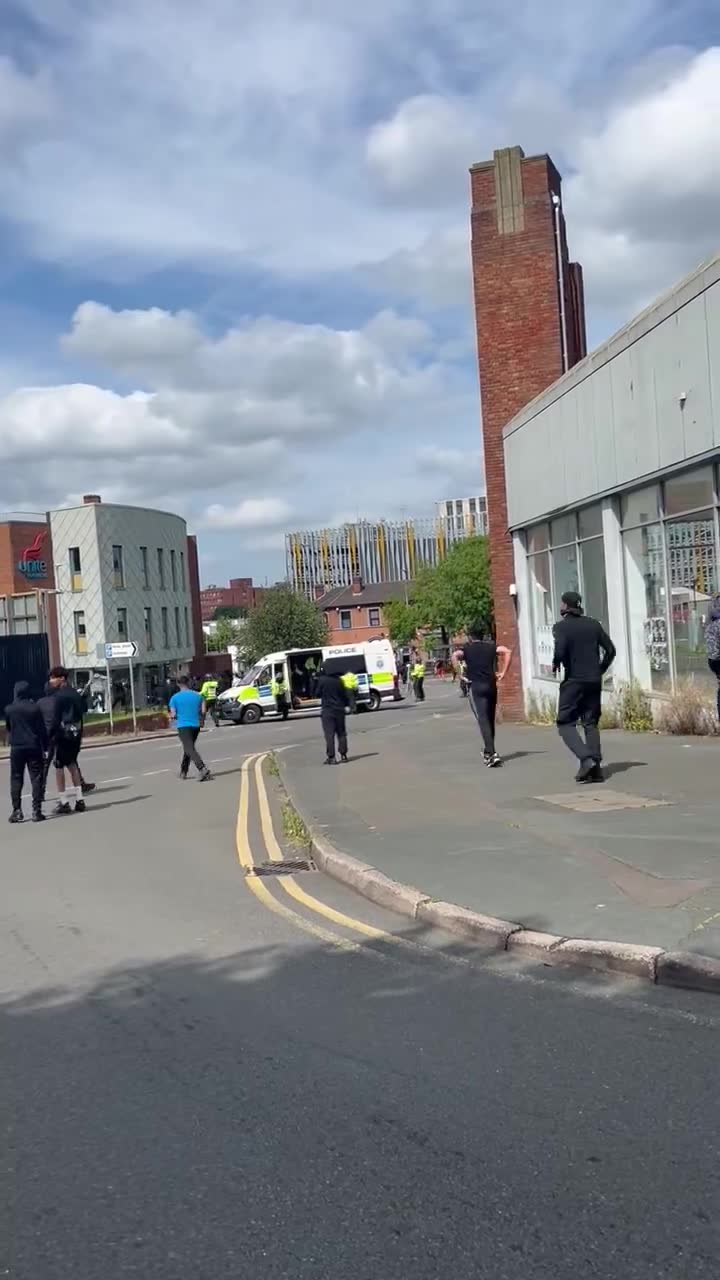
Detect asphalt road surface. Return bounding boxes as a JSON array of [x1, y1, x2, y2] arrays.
[[2, 693, 719, 1279]]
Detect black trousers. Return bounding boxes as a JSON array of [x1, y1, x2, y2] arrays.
[[469, 681, 497, 755], [275, 695, 290, 721], [321, 710, 347, 759], [556, 679, 602, 763], [178, 727, 207, 775], [413, 677, 425, 701], [709, 660, 720, 720], [10, 748, 44, 813]]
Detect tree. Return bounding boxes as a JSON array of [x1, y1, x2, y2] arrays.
[[206, 617, 244, 654], [383, 599, 420, 647], [213, 604, 247, 621], [414, 536, 493, 639], [240, 586, 327, 663]]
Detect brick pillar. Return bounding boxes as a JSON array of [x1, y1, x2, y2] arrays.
[[470, 146, 586, 718]]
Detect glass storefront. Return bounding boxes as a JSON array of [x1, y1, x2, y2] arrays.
[[526, 504, 607, 679], [622, 465, 718, 694]]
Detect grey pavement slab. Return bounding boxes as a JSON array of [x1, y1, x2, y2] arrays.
[[281, 706, 720, 957]]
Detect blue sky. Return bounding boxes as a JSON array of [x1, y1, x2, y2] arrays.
[[1, 0, 718, 585]]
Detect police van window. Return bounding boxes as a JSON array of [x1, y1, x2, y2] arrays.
[[256, 667, 271, 687], [238, 662, 264, 686]]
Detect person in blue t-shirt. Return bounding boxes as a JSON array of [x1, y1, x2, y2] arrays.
[[168, 676, 213, 781]]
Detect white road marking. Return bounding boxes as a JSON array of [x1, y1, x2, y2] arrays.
[[142, 769, 170, 776]]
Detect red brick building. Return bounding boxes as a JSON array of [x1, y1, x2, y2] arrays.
[[470, 146, 586, 717], [316, 579, 409, 647], [200, 576, 260, 622]]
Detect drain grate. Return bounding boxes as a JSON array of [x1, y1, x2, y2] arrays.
[[249, 858, 316, 877]]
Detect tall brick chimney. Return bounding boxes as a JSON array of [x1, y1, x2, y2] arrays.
[[470, 146, 586, 717]]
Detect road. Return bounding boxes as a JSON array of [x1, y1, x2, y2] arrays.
[[2, 692, 719, 1278]]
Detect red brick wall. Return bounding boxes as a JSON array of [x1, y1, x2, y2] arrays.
[[324, 604, 388, 648], [470, 146, 585, 717]]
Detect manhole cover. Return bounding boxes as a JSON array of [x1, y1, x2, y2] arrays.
[[249, 858, 316, 877], [536, 789, 670, 813]]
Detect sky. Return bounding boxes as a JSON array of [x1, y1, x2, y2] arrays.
[[1, 0, 719, 586]]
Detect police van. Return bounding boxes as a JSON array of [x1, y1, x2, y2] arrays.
[[217, 639, 398, 724]]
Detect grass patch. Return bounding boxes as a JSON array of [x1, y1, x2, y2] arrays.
[[526, 691, 556, 724], [526, 681, 653, 732], [281, 800, 311, 849], [266, 752, 280, 778]]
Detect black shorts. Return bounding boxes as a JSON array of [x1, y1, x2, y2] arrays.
[[54, 734, 82, 769]]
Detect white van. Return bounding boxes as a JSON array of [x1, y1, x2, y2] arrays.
[[217, 639, 398, 725]]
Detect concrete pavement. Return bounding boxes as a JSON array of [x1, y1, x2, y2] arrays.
[[3, 713, 720, 1279], [279, 685, 720, 962]]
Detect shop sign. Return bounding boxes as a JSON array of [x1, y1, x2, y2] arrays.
[[17, 530, 48, 581]]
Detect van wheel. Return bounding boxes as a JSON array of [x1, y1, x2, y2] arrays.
[[367, 690, 382, 712], [242, 705, 262, 724]]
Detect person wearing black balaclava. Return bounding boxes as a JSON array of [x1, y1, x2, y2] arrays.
[[552, 591, 616, 783], [4, 681, 48, 823]]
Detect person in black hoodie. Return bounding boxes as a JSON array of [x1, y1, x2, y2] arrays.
[[37, 680, 95, 802], [316, 666, 350, 764], [552, 591, 616, 782], [4, 681, 48, 823]]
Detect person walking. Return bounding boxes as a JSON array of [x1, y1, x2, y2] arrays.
[[705, 596, 720, 721], [271, 666, 291, 721], [47, 667, 89, 814], [200, 673, 220, 726], [411, 658, 426, 701], [39, 676, 96, 804], [455, 625, 512, 768], [341, 669, 359, 714], [552, 591, 616, 782], [169, 675, 212, 781], [4, 681, 48, 823], [316, 666, 350, 764]]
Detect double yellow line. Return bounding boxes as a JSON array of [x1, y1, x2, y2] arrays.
[[236, 753, 393, 951]]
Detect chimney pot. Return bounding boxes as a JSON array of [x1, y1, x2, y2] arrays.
[[83, 494, 102, 504]]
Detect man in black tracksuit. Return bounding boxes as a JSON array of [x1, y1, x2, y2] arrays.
[[4, 682, 48, 823], [316, 667, 350, 764], [552, 591, 616, 782]]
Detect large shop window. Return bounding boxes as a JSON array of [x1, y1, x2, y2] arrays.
[[622, 468, 719, 694], [526, 504, 607, 678]]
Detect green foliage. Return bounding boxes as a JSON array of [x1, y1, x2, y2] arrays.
[[241, 586, 327, 663], [213, 604, 247, 621], [206, 617, 244, 653], [383, 599, 420, 646], [611, 681, 654, 732], [414, 536, 492, 638]]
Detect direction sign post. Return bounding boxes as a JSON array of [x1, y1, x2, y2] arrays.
[[106, 659, 114, 735], [128, 655, 137, 735], [104, 641, 138, 733]]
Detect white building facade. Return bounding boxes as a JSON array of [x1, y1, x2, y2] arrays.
[[503, 253, 720, 706], [49, 497, 193, 702], [435, 496, 488, 537]]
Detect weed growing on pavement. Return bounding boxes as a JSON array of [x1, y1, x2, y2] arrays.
[[267, 753, 280, 778], [282, 801, 311, 849], [610, 681, 654, 732], [525, 691, 556, 724], [656, 681, 720, 736]]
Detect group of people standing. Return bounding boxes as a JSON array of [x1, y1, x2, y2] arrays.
[[4, 667, 95, 824]]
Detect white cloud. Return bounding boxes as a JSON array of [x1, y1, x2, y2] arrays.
[[366, 95, 481, 206], [202, 498, 292, 530], [416, 444, 482, 484]]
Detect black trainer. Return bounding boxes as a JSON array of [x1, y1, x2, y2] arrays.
[[32, 811, 46, 823], [198, 769, 213, 782], [340, 754, 349, 763], [8, 809, 24, 824], [575, 758, 597, 783], [53, 801, 72, 816], [486, 753, 502, 768], [81, 782, 96, 795], [324, 757, 337, 765]]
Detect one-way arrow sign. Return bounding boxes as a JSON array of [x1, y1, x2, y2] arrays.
[[105, 641, 138, 660]]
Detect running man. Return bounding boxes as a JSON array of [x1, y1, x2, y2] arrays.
[[552, 591, 616, 782], [169, 675, 213, 781], [455, 625, 512, 768]]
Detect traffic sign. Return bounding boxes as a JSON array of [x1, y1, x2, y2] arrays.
[[104, 641, 138, 660]]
